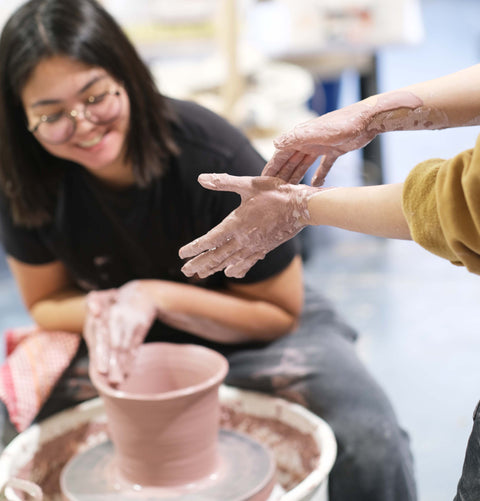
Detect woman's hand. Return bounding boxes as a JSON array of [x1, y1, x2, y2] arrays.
[[179, 173, 318, 279], [84, 281, 157, 384], [262, 99, 379, 186], [263, 91, 424, 186]]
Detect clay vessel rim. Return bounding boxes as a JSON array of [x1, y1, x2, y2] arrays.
[[91, 363, 229, 400], [89, 343, 229, 401]]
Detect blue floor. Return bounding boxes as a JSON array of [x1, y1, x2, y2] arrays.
[[1, 1, 480, 500]]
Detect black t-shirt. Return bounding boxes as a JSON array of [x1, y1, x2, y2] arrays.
[[0, 98, 298, 295]]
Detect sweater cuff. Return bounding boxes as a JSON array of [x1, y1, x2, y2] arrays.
[[402, 159, 459, 263]]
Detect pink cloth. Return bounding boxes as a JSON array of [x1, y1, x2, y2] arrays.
[[0, 327, 80, 432]]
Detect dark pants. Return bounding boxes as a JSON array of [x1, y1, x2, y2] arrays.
[[453, 401, 480, 501], [226, 286, 416, 501], [2, 286, 417, 501]]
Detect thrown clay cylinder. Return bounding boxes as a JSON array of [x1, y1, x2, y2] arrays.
[[89, 342, 229, 487]]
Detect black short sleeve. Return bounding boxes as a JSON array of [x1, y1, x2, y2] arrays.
[[0, 98, 299, 290], [0, 192, 56, 264]]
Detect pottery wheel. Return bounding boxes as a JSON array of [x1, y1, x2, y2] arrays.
[[60, 429, 276, 500]]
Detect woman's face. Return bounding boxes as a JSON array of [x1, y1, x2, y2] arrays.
[[21, 56, 131, 180]]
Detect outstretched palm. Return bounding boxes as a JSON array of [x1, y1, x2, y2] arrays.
[[180, 174, 317, 278]]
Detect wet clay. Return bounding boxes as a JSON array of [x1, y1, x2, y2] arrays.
[[273, 90, 426, 154], [265, 90, 430, 186], [85, 282, 158, 384], [367, 91, 448, 133], [220, 407, 320, 491], [16, 421, 107, 499], [15, 404, 320, 500], [89, 342, 229, 487], [180, 175, 318, 279]]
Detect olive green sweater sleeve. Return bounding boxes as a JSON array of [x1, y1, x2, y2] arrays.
[[402, 134, 480, 275]]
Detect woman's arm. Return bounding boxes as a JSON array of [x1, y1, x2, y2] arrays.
[[8, 252, 302, 382], [307, 183, 411, 239], [265, 64, 480, 185], [141, 255, 303, 344], [179, 175, 411, 278], [85, 257, 302, 383], [7, 257, 85, 333], [7, 252, 302, 343], [390, 64, 480, 129]]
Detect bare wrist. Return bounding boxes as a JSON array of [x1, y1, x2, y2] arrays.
[[296, 184, 327, 226]]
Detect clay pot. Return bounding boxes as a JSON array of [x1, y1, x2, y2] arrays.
[[89, 342, 229, 487]]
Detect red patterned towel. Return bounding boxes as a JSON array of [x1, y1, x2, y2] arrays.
[[0, 327, 80, 432]]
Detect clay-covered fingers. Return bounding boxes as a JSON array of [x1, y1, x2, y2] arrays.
[[262, 148, 318, 184], [224, 250, 267, 278], [181, 237, 243, 278], [183, 242, 263, 279], [109, 321, 142, 384], [106, 353, 123, 384], [107, 303, 128, 383], [95, 320, 111, 375], [197, 172, 255, 200], [311, 152, 340, 186], [287, 152, 318, 184], [262, 149, 297, 178], [84, 312, 109, 375], [273, 119, 316, 150], [84, 291, 114, 375], [105, 295, 156, 383], [179, 217, 234, 260], [274, 150, 304, 182]]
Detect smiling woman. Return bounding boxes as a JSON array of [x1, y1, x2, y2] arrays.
[[21, 58, 131, 183], [26, 75, 122, 146], [0, 0, 178, 226], [0, 2, 417, 501]]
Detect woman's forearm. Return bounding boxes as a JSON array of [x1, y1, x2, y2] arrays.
[[308, 184, 412, 240], [29, 289, 86, 333], [369, 64, 480, 133], [29, 279, 296, 343], [142, 280, 297, 343]]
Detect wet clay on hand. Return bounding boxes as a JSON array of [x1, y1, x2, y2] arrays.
[[263, 90, 427, 186], [179, 174, 318, 279], [84, 281, 157, 384]]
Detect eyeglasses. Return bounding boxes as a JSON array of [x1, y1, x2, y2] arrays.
[[28, 86, 122, 145]]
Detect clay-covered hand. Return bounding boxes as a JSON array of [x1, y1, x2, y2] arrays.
[[262, 100, 379, 186], [84, 281, 157, 384], [263, 90, 426, 186], [179, 173, 318, 279]]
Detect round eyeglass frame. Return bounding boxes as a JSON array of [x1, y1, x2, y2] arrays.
[[28, 88, 122, 145]]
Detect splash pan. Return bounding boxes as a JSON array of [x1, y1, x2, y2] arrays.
[[61, 429, 275, 500], [0, 386, 337, 501]]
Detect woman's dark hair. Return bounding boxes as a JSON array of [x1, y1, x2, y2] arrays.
[[0, 0, 179, 226]]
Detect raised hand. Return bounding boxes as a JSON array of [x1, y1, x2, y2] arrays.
[[262, 100, 379, 186], [179, 174, 318, 279], [263, 91, 423, 186], [84, 281, 157, 384]]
